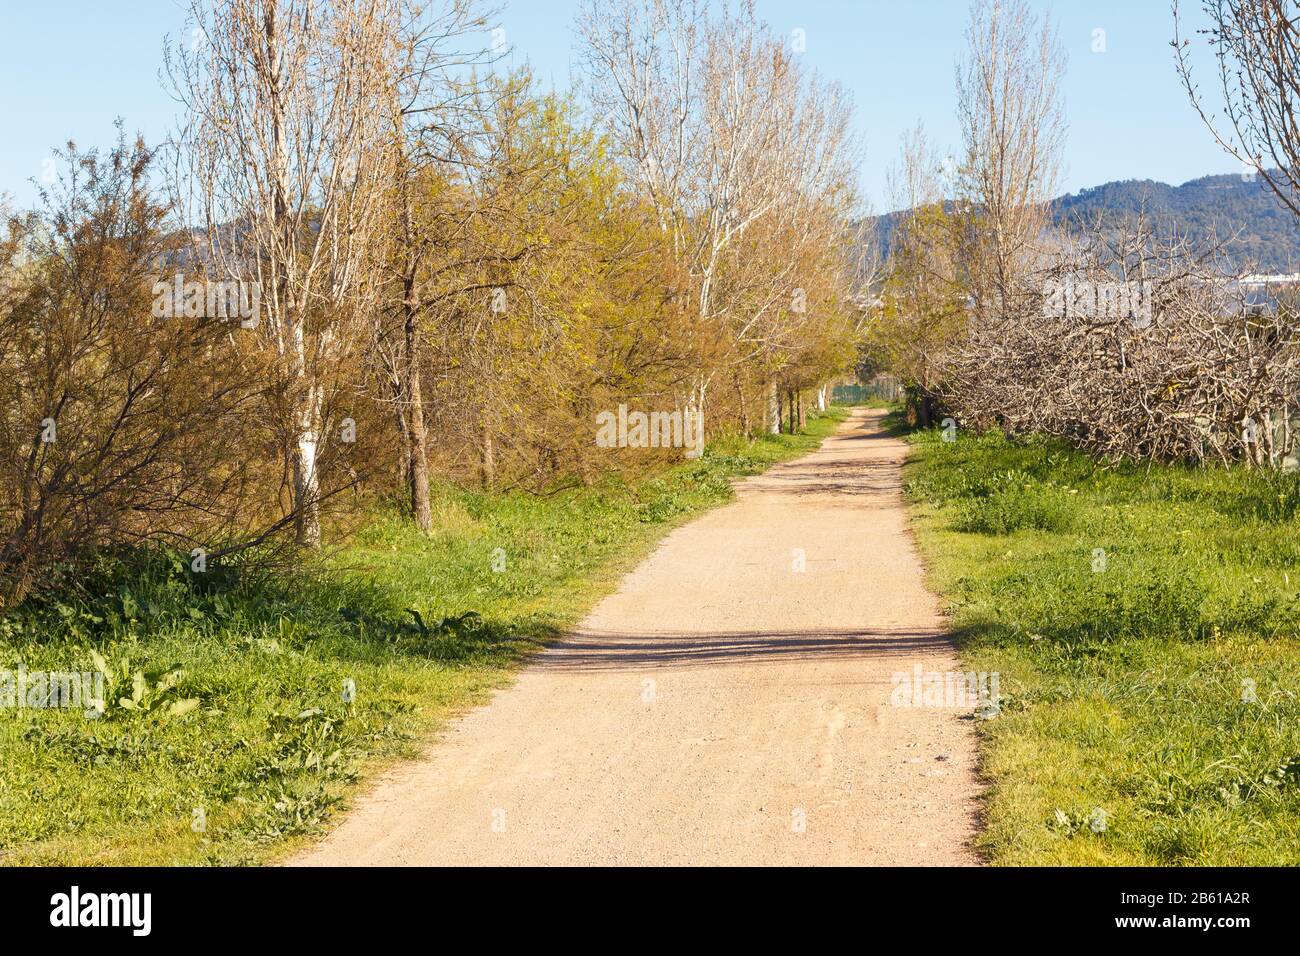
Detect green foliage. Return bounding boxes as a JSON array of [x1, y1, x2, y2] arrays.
[[0, 408, 845, 864], [949, 471, 1076, 535], [88, 650, 200, 720], [905, 422, 1300, 865]]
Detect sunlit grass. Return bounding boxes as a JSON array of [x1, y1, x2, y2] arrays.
[[903, 420, 1300, 865], [0, 408, 846, 865]]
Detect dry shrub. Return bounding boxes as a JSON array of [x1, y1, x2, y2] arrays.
[[940, 217, 1300, 466], [0, 133, 280, 606]]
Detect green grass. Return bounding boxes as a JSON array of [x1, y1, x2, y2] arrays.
[[0, 408, 846, 865], [902, 417, 1300, 865]]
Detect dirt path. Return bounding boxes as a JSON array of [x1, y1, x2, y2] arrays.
[[292, 408, 980, 866]]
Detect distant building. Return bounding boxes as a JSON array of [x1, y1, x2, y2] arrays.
[[1238, 274, 1300, 313]]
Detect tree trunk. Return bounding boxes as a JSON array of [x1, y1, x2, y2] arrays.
[[399, 186, 432, 532], [480, 419, 496, 488], [798, 392, 806, 430], [405, 316, 432, 531], [817, 384, 827, 411], [267, 4, 320, 549], [292, 378, 322, 548], [691, 377, 708, 457], [391, 380, 411, 490], [767, 380, 781, 435], [735, 372, 750, 437]]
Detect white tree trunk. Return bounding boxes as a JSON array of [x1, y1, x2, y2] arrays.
[[292, 379, 323, 548], [767, 380, 781, 434], [681, 382, 704, 459], [817, 384, 827, 411]]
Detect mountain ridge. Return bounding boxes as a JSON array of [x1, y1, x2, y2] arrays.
[[873, 171, 1300, 273]]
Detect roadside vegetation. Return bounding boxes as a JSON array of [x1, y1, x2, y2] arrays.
[[0, 0, 864, 866], [0, 409, 844, 865], [903, 418, 1300, 865]]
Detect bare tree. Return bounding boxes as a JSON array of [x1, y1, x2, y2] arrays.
[[955, 0, 1066, 315], [168, 0, 398, 546], [1174, 0, 1300, 220], [578, 0, 862, 432]]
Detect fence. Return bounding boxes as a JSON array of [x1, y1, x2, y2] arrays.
[[832, 376, 903, 405]]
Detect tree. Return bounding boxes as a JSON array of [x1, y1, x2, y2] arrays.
[[578, 0, 863, 434], [169, 0, 398, 547], [954, 0, 1065, 316], [866, 126, 966, 426], [0, 133, 275, 605], [1175, 0, 1300, 222], [376, 0, 497, 530]]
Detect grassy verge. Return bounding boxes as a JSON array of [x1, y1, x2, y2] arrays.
[[0, 408, 846, 865], [902, 418, 1300, 865]]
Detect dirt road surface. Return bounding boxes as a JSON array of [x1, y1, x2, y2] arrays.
[[292, 407, 980, 866]]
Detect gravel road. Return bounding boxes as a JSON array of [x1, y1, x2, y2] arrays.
[[292, 407, 981, 866]]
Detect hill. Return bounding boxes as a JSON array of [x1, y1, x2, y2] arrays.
[[1054, 173, 1300, 272], [872, 172, 1300, 273]]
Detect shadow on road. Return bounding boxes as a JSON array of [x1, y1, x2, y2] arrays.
[[534, 625, 950, 672]]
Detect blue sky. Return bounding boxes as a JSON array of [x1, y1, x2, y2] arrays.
[[0, 1, 1235, 212]]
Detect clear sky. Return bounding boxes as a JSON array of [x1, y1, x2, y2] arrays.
[[0, 0, 1236, 213]]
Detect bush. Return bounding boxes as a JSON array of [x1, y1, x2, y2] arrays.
[[0, 133, 280, 608]]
